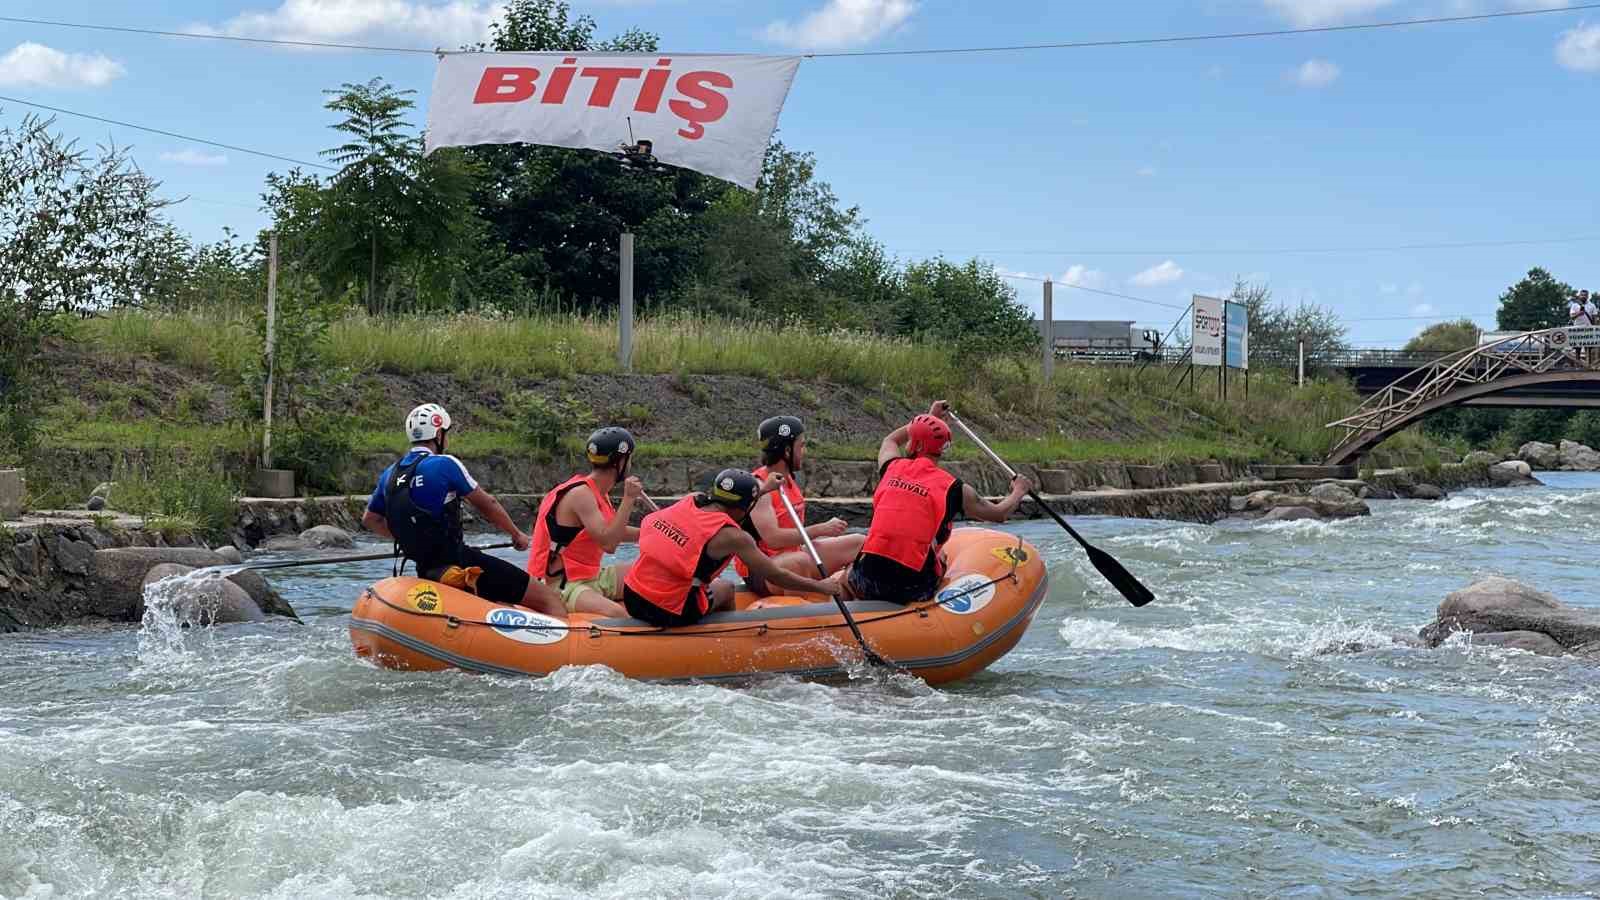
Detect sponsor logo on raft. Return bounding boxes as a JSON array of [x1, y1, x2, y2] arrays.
[[937, 575, 996, 616], [651, 518, 690, 547], [486, 607, 567, 646], [406, 584, 446, 615]]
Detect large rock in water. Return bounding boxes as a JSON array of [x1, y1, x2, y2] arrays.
[[1462, 450, 1501, 467], [1518, 441, 1560, 470], [1404, 483, 1447, 501], [1559, 440, 1600, 471], [1420, 577, 1600, 654], [142, 563, 266, 624], [1228, 488, 1369, 521], [300, 525, 355, 549], [91, 547, 296, 621], [1488, 460, 1541, 487]]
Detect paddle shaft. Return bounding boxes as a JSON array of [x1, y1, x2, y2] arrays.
[[946, 414, 1096, 552], [772, 483, 891, 668], [240, 541, 515, 572]]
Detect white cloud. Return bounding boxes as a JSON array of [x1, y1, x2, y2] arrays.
[[0, 43, 125, 89], [1261, 0, 1395, 26], [1130, 260, 1184, 287], [1379, 282, 1399, 295], [1136, 165, 1157, 177], [160, 149, 229, 167], [1291, 59, 1341, 88], [197, 0, 501, 47], [765, 0, 916, 49], [1060, 265, 1108, 289], [1557, 23, 1600, 72], [1411, 302, 1435, 317]]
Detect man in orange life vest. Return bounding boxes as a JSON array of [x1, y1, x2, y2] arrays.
[[735, 416, 862, 596], [843, 401, 1031, 604], [622, 469, 844, 628], [526, 427, 642, 618]]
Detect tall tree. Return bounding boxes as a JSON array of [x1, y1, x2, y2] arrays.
[[0, 114, 176, 457], [1495, 267, 1572, 332], [1404, 318, 1481, 353], [1228, 280, 1348, 364], [464, 1, 723, 310]]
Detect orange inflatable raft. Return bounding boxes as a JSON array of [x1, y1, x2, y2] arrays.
[[349, 528, 1047, 685]]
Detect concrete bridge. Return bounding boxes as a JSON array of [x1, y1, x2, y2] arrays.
[[1325, 328, 1600, 465]]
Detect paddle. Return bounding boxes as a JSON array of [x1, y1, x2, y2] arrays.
[[771, 480, 897, 670], [232, 541, 515, 573], [947, 413, 1156, 608]]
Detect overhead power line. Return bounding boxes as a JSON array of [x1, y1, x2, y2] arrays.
[[897, 236, 1600, 258], [0, 94, 333, 170], [0, 4, 1593, 59]]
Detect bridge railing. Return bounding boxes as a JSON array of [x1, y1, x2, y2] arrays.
[[1055, 346, 1455, 368]]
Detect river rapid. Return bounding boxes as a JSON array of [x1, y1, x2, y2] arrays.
[[4, 476, 1600, 898]]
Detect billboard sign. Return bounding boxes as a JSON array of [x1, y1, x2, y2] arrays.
[[1192, 295, 1224, 367], [1225, 301, 1249, 370]]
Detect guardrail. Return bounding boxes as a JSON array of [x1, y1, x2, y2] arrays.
[[1057, 347, 1456, 368]]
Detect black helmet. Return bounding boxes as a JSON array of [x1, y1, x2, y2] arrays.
[[586, 427, 636, 469], [759, 416, 805, 455], [706, 468, 761, 512]]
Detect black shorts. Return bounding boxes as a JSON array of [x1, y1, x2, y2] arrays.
[[421, 545, 530, 607], [847, 553, 938, 606], [622, 584, 710, 628]]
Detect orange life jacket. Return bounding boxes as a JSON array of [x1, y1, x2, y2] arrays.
[[861, 457, 958, 575], [624, 496, 737, 616], [526, 473, 613, 582], [734, 465, 806, 578]]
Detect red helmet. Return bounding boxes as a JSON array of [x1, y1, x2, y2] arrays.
[[907, 415, 951, 457]]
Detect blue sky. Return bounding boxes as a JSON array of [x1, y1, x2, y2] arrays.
[[1, 0, 1597, 345]]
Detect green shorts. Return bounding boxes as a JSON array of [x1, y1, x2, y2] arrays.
[[558, 564, 625, 612]]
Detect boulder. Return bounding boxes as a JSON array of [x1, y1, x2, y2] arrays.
[[53, 536, 94, 576], [1228, 489, 1369, 521], [1308, 482, 1360, 505], [86, 495, 107, 512], [1358, 484, 1397, 501], [1462, 450, 1501, 467], [261, 535, 308, 552], [299, 525, 355, 549], [1488, 460, 1541, 487], [141, 563, 266, 625], [1419, 576, 1600, 651], [1465, 631, 1567, 656], [91, 547, 295, 621], [1405, 484, 1447, 501], [1517, 441, 1561, 470], [1560, 440, 1600, 471], [214, 545, 244, 565]]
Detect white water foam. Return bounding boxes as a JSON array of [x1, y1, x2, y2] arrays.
[[135, 568, 231, 666]]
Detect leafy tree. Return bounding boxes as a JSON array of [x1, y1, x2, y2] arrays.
[[1404, 318, 1481, 353], [892, 259, 1038, 359], [464, 0, 723, 310], [1495, 267, 1572, 332], [297, 79, 480, 313], [1228, 280, 1348, 365], [0, 114, 175, 458]]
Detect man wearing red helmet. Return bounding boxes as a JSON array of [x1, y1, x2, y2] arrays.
[[844, 401, 1031, 605]]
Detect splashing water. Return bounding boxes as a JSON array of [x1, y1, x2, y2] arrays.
[[135, 568, 230, 665]]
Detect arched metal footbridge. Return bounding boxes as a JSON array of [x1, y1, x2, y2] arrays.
[[1326, 328, 1600, 465]]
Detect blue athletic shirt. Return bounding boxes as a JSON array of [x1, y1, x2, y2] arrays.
[[367, 449, 480, 518]]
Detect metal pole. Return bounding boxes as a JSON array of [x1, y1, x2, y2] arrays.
[[1297, 337, 1305, 388], [262, 233, 278, 469], [1042, 279, 1055, 382], [619, 232, 635, 373]]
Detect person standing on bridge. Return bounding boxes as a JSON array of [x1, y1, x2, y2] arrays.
[[1570, 291, 1592, 328]]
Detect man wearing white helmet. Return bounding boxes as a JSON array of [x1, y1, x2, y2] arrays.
[[362, 404, 565, 616]]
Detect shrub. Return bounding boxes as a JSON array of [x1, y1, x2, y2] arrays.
[[273, 418, 357, 494], [113, 451, 239, 541]]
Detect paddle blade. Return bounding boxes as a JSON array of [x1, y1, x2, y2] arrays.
[[1085, 544, 1156, 608]]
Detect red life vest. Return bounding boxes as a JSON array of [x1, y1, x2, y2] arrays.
[[734, 465, 806, 577], [624, 496, 737, 616], [526, 473, 614, 582], [861, 457, 958, 574]]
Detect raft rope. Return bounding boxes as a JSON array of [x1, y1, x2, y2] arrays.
[[368, 566, 1021, 639]]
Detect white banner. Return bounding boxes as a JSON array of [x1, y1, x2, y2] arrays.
[[425, 52, 801, 190], [1192, 295, 1224, 367]]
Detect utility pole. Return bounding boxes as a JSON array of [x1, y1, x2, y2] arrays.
[[263, 233, 279, 469], [619, 232, 635, 373], [1041, 279, 1054, 381]]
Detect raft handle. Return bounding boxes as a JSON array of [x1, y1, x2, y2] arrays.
[[446, 616, 462, 630]]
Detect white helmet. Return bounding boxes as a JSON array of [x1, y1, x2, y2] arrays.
[[406, 404, 452, 443]]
